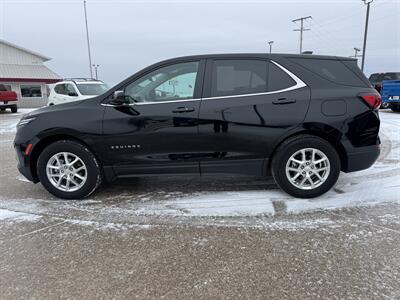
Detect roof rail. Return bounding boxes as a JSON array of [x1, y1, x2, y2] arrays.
[[63, 78, 100, 82]]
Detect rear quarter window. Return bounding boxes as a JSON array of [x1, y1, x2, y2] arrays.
[[290, 58, 367, 87]]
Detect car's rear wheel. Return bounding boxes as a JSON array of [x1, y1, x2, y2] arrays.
[[271, 135, 340, 198], [37, 140, 102, 199], [11, 106, 17, 113]]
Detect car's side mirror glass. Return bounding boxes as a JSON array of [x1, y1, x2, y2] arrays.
[[68, 92, 78, 97], [110, 90, 131, 105]]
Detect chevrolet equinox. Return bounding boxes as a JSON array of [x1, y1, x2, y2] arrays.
[[14, 54, 381, 199]]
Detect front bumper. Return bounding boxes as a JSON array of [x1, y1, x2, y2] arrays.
[[14, 143, 37, 183], [382, 96, 400, 104]]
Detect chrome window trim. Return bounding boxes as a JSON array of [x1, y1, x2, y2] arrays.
[[101, 103, 136, 107], [102, 60, 307, 106]]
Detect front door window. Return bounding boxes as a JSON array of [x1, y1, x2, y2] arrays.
[[124, 61, 199, 103]]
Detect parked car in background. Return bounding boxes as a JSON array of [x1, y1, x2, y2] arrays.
[[381, 79, 400, 112], [369, 72, 400, 108], [48, 78, 108, 106], [0, 84, 18, 113]]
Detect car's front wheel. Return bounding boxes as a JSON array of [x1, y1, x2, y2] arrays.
[[391, 104, 400, 112], [37, 140, 102, 199], [380, 102, 390, 109], [271, 135, 340, 198]]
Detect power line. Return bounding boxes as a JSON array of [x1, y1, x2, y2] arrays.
[[303, 19, 347, 54], [292, 16, 312, 54]]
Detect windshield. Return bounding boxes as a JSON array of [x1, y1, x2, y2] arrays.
[[76, 83, 109, 95]]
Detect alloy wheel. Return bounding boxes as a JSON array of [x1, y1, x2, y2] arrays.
[[285, 148, 330, 190], [46, 152, 87, 192]]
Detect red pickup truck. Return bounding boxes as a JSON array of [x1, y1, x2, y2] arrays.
[[0, 84, 18, 113]]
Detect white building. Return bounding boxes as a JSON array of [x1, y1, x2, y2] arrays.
[[0, 39, 61, 108]]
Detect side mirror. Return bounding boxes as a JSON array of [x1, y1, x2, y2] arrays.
[[111, 90, 130, 105], [68, 92, 78, 97]]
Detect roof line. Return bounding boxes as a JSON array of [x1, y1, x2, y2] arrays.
[[0, 39, 51, 61]]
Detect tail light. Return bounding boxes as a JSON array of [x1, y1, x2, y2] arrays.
[[359, 92, 382, 110]]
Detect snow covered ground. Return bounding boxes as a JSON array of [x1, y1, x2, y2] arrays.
[[1, 108, 399, 299], [0, 109, 399, 229]]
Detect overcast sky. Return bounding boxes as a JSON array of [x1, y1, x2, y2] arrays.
[[1, 0, 399, 85]]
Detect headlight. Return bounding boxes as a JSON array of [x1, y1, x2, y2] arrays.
[[17, 117, 36, 127]]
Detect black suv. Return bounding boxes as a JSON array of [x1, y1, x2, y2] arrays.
[[15, 54, 381, 199]]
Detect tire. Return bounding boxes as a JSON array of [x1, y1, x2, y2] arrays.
[[0, 108, 5, 112], [391, 106, 400, 112], [380, 102, 390, 109], [11, 106, 17, 113], [271, 135, 340, 198], [37, 140, 102, 199]]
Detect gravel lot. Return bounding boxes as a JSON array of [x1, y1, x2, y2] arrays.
[[0, 109, 399, 299]]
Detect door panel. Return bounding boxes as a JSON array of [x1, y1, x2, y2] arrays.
[[101, 60, 205, 176], [102, 101, 201, 175], [198, 58, 311, 175]]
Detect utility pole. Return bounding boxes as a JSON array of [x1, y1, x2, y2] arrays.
[[92, 64, 99, 79], [83, 0, 93, 78], [361, 0, 373, 72], [292, 16, 312, 54], [268, 41, 274, 53]]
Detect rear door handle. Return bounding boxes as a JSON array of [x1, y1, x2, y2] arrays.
[[172, 107, 195, 113], [272, 98, 296, 105]]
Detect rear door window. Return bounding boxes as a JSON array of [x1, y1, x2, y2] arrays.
[[210, 60, 267, 97]]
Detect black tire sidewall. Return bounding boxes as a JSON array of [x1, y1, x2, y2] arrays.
[[37, 140, 101, 199], [272, 137, 340, 198]]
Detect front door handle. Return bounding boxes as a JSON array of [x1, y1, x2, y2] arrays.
[[172, 107, 195, 113], [272, 98, 296, 105]]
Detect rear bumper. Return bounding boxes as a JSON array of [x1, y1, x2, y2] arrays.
[[343, 144, 380, 173], [0, 102, 17, 108]]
